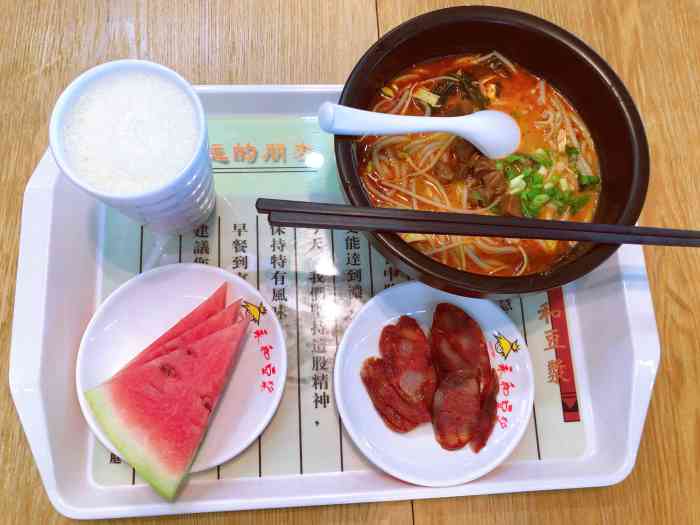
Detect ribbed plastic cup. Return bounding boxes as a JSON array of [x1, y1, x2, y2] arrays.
[[49, 60, 214, 234]]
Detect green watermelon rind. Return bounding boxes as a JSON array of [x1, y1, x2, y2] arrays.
[[85, 386, 183, 501]]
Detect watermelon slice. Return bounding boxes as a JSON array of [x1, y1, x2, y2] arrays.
[[117, 298, 242, 375], [121, 283, 227, 370], [85, 316, 250, 500]]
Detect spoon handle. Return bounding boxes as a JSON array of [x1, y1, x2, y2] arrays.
[[317, 102, 521, 159], [318, 102, 449, 136]]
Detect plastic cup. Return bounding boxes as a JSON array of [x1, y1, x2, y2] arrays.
[[48, 59, 215, 234]]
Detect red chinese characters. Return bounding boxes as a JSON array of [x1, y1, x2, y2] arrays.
[[496, 364, 513, 374], [494, 363, 516, 429], [256, 327, 275, 393], [500, 381, 515, 397]]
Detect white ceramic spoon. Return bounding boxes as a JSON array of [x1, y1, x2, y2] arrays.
[[318, 102, 521, 159]]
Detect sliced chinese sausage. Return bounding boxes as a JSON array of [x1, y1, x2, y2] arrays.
[[432, 369, 481, 450], [380, 316, 437, 410], [361, 357, 430, 432], [430, 327, 471, 376], [431, 303, 490, 383], [470, 368, 499, 453]]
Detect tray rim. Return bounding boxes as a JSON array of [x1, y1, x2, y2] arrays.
[[9, 84, 661, 519]]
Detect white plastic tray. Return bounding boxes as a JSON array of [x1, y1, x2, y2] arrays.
[[10, 85, 660, 519]]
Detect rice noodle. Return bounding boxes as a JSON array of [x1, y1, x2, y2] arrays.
[[458, 243, 467, 271], [551, 95, 580, 149], [407, 136, 457, 178], [384, 87, 412, 115], [380, 180, 462, 211], [474, 239, 519, 255], [421, 172, 452, 207], [464, 246, 496, 271], [577, 156, 593, 178], [404, 132, 450, 151], [515, 245, 529, 276], [462, 179, 470, 209], [478, 236, 503, 247], [372, 98, 394, 112], [415, 140, 446, 165], [568, 110, 594, 147], [473, 51, 517, 73], [399, 85, 417, 114], [452, 55, 479, 67], [488, 265, 508, 275], [425, 241, 457, 256], [410, 178, 417, 209], [364, 179, 410, 209], [538, 80, 546, 105], [372, 135, 409, 151]]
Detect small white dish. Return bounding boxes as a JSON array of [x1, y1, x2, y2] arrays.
[[76, 264, 286, 472], [334, 281, 534, 487]]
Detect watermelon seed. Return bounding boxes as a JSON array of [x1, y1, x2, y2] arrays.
[[186, 349, 196, 356], [159, 363, 178, 378], [201, 396, 213, 412]]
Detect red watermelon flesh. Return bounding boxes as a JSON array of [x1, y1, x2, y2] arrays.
[[85, 315, 250, 500], [117, 299, 242, 375], [120, 283, 227, 370]]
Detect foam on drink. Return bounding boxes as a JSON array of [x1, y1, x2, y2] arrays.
[[61, 70, 200, 196]]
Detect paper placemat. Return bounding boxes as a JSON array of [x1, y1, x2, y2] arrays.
[[92, 115, 585, 486]]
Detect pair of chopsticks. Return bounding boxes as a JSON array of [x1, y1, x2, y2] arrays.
[[255, 198, 700, 247]]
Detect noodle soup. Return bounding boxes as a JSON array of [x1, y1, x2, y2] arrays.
[[357, 52, 601, 277]]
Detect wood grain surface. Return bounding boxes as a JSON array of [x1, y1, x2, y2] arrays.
[[1, 1, 698, 523]]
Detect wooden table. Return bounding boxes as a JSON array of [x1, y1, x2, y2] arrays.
[[1, 1, 698, 523]]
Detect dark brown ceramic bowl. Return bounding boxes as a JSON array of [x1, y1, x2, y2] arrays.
[[335, 6, 649, 296]]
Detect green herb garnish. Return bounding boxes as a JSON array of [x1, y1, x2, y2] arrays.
[[530, 148, 553, 168], [579, 174, 600, 188], [565, 145, 580, 160]]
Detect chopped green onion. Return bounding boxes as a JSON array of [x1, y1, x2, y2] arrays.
[[530, 148, 553, 168], [531, 194, 550, 208], [565, 145, 580, 159], [505, 154, 528, 163], [505, 166, 518, 180], [569, 195, 591, 214], [508, 175, 526, 194], [579, 174, 601, 188]]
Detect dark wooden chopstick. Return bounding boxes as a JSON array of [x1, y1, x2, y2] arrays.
[[256, 198, 700, 247]]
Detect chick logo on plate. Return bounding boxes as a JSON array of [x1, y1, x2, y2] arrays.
[[494, 332, 519, 360], [242, 301, 267, 325]]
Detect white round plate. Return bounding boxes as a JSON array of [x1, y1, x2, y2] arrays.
[[334, 281, 534, 487], [76, 264, 286, 472]]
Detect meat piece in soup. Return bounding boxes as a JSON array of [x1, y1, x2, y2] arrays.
[[358, 51, 601, 276]]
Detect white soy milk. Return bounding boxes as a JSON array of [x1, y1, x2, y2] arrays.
[[61, 70, 199, 195]]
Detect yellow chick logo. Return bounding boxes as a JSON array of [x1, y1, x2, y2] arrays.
[[242, 301, 267, 325], [494, 332, 520, 360]]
